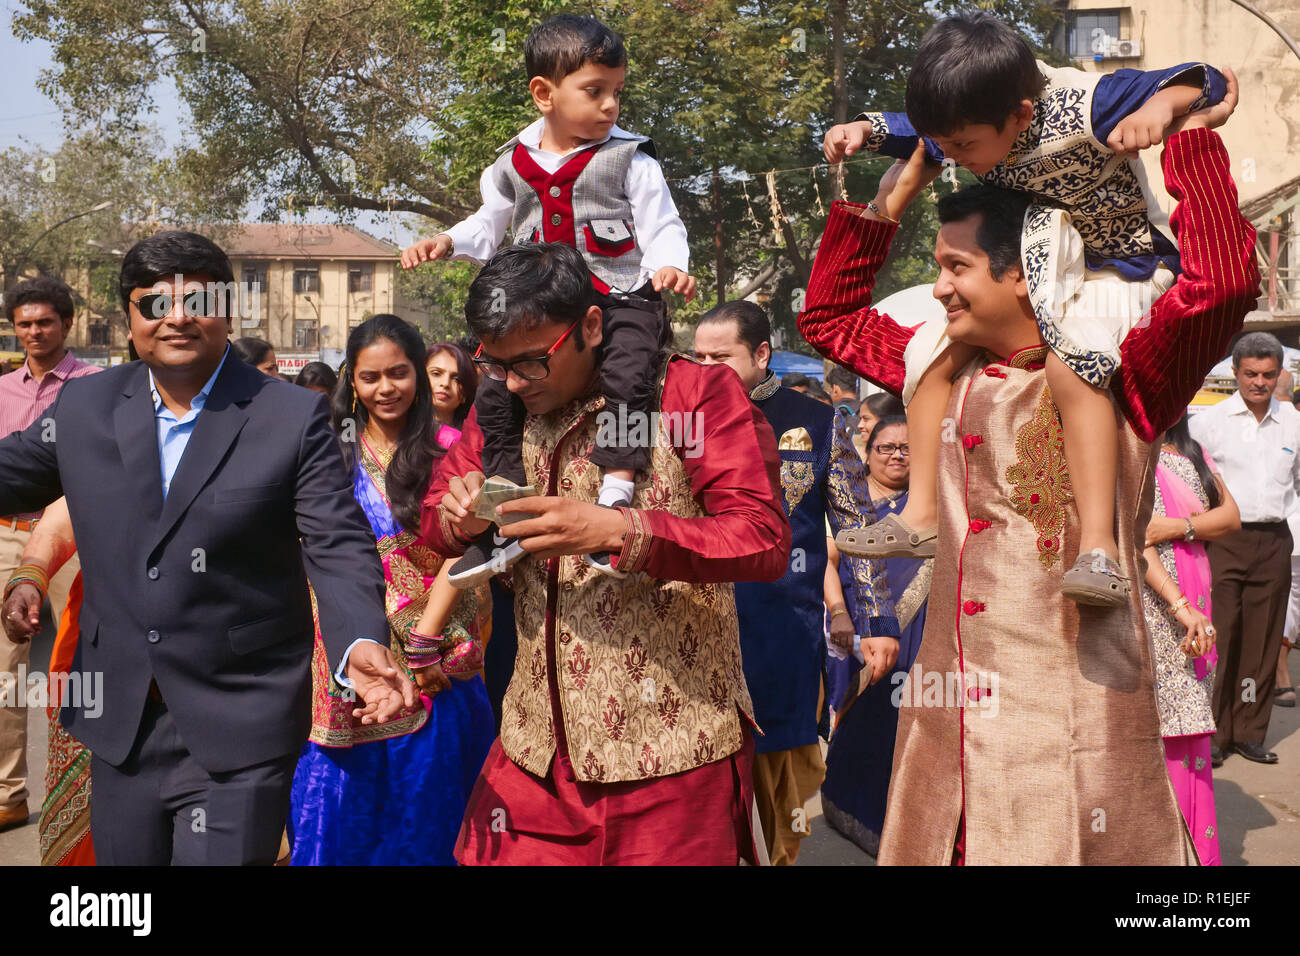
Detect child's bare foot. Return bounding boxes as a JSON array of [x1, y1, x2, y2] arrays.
[[1061, 547, 1131, 607], [836, 512, 936, 559]]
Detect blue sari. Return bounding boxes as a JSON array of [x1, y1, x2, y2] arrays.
[[821, 488, 932, 857], [288, 442, 495, 865]]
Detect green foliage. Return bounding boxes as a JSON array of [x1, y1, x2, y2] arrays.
[[13, 0, 1066, 355]]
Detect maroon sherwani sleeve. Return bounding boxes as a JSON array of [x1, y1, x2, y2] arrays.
[[1115, 126, 1261, 442], [421, 405, 486, 558], [796, 205, 917, 396], [614, 360, 791, 583]]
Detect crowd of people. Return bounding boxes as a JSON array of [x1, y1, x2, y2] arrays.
[[0, 11, 1286, 866]]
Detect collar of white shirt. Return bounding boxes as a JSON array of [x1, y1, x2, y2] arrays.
[[1223, 389, 1284, 424], [512, 117, 638, 157], [148, 344, 232, 421]]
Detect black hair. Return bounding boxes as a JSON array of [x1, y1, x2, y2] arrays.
[[781, 372, 810, 389], [866, 392, 905, 419], [118, 230, 235, 317], [906, 12, 1045, 136], [465, 243, 595, 347], [805, 381, 832, 404], [867, 414, 908, 453], [232, 336, 274, 367], [330, 314, 442, 534], [295, 361, 338, 394], [425, 341, 477, 428], [4, 276, 75, 323], [825, 364, 859, 394], [697, 300, 772, 354], [936, 185, 1033, 280], [1164, 414, 1222, 510], [525, 14, 626, 84]]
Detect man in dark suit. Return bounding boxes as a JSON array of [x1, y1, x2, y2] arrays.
[[693, 301, 898, 865], [0, 231, 416, 864]]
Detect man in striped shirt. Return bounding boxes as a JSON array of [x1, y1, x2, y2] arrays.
[[0, 276, 99, 833]]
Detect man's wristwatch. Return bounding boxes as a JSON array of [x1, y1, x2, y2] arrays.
[[1183, 518, 1195, 542]]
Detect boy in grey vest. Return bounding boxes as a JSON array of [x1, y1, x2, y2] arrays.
[[402, 14, 693, 585]]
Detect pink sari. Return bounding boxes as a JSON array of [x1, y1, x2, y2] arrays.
[[1153, 452, 1220, 866]]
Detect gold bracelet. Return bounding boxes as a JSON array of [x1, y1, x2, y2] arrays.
[[1168, 596, 1190, 615], [829, 607, 850, 620]]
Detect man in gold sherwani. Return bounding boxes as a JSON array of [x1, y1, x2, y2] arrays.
[[797, 103, 1258, 863]]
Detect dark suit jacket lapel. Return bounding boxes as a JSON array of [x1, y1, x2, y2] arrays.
[[114, 362, 164, 526], [152, 355, 254, 551]]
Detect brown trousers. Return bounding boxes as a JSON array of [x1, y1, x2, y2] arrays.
[[1208, 522, 1292, 749]]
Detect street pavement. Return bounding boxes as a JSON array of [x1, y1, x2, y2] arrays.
[[1, 626, 1296, 866]]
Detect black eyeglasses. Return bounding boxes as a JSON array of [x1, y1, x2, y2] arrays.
[[873, 443, 910, 458], [473, 319, 580, 383], [131, 290, 220, 320]]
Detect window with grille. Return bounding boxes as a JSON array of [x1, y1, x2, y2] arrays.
[[348, 263, 374, 293]]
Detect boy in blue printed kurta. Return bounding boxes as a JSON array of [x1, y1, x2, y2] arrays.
[[824, 11, 1229, 607]]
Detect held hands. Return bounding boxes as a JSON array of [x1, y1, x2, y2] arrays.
[[1173, 604, 1216, 658], [652, 266, 696, 301], [400, 233, 453, 270], [411, 661, 451, 696], [345, 640, 420, 724], [824, 119, 875, 163], [1165, 66, 1239, 140], [1107, 99, 1176, 157], [1, 583, 42, 644]]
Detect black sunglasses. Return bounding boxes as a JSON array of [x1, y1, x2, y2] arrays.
[[131, 289, 220, 320]]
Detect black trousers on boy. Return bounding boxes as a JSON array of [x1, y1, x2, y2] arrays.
[[477, 285, 671, 484]]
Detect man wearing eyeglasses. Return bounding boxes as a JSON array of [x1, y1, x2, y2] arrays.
[[0, 230, 416, 864], [423, 242, 790, 865], [693, 300, 897, 865]]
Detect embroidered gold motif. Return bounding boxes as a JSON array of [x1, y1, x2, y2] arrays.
[[780, 457, 816, 516], [1005, 387, 1074, 569]]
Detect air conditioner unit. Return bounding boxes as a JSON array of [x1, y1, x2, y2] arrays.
[[1108, 37, 1141, 58]]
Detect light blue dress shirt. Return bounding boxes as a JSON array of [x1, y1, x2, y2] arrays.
[[148, 345, 380, 688], [148, 345, 231, 499]]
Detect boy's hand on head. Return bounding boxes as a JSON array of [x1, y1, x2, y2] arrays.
[[824, 120, 874, 164], [652, 266, 696, 302], [1166, 66, 1239, 139], [1107, 100, 1175, 157], [400, 234, 452, 270]]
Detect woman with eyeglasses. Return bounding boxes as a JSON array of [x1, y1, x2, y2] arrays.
[[822, 416, 932, 857], [288, 315, 494, 865]]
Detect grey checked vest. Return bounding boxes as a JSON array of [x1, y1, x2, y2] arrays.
[[490, 132, 655, 294]]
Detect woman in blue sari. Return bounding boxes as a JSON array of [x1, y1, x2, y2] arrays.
[[289, 315, 495, 865], [822, 417, 932, 857]]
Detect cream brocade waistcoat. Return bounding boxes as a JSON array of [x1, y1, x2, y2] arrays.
[[500, 373, 756, 784]]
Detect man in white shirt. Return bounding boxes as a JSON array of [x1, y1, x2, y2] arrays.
[[1190, 332, 1300, 765]]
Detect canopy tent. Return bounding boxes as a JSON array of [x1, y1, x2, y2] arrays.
[[768, 349, 826, 382]]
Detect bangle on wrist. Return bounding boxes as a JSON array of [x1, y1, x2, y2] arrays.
[[829, 607, 850, 620], [1168, 596, 1190, 615]]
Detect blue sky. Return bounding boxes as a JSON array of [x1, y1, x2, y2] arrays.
[[0, 5, 414, 244]]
